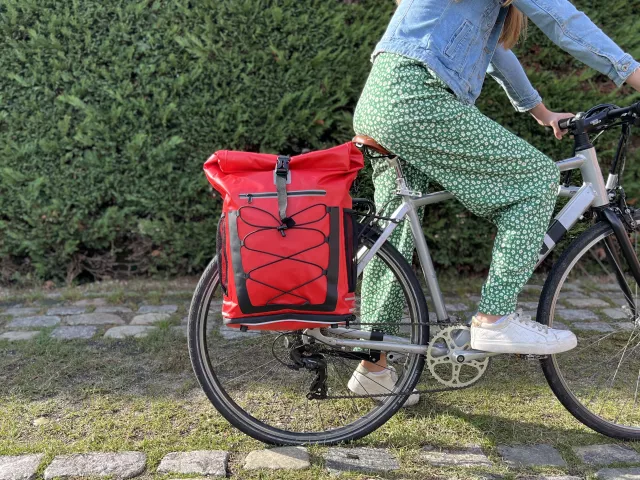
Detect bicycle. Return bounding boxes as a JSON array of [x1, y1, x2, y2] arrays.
[[188, 100, 640, 445]]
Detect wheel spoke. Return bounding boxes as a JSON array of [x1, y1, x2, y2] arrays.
[[544, 215, 640, 437], [187, 225, 429, 443]]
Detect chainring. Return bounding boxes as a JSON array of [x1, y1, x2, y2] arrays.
[[427, 325, 490, 388]]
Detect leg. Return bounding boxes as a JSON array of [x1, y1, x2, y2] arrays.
[[356, 158, 429, 336], [354, 52, 559, 316]]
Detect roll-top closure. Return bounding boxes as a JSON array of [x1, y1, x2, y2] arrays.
[[208, 142, 362, 173]]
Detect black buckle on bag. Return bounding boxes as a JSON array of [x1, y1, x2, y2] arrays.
[[275, 155, 290, 177]]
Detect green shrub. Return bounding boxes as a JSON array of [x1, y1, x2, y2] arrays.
[[0, 0, 638, 284]]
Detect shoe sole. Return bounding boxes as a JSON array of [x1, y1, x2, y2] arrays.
[[347, 376, 420, 407], [470, 336, 577, 355]]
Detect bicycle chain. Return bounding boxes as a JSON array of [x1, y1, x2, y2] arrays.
[[318, 320, 477, 400]]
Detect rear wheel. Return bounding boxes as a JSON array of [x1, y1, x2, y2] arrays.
[[539, 209, 640, 439], [188, 224, 429, 445]]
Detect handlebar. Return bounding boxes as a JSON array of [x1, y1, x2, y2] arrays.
[[558, 101, 640, 132]]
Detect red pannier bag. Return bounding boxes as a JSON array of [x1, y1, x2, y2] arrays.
[[204, 142, 364, 331]]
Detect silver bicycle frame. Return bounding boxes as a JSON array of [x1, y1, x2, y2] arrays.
[[306, 146, 613, 356]]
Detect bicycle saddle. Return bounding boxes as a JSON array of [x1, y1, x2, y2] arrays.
[[352, 135, 392, 156]]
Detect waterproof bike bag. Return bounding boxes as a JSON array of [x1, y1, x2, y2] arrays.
[[204, 142, 364, 330]]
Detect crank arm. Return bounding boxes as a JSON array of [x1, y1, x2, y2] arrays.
[[452, 349, 501, 363]]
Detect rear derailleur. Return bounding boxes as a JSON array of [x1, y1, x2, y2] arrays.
[[288, 344, 328, 400], [282, 333, 383, 400]]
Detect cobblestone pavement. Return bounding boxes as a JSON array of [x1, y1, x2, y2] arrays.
[[3, 444, 640, 478], [1, 277, 640, 479], [0, 277, 633, 343]]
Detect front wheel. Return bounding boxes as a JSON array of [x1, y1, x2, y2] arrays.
[[187, 224, 429, 445], [539, 209, 640, 439]]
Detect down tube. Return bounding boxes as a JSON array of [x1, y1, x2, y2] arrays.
[[535, 183, 597, 267]]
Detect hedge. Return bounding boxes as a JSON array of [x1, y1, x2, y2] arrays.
[[0, 0, 639, 284]]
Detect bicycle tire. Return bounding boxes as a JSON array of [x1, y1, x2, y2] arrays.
[[187, 223, 429, 445], [539, 209, 640, 440]]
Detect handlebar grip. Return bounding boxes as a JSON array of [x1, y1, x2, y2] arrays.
[[558, 117, 574, 130]]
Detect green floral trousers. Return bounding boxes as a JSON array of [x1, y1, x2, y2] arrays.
[[353, 52, 559, 332]]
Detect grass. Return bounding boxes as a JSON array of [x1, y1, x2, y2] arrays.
[[1, 273, 639, 479], [0, 329, 634, 479]]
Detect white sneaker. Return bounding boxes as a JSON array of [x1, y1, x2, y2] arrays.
[[470, 310, 577, 355], [347, 364, 419, 407]]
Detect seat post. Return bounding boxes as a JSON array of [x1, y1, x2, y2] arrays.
[[387, 155, 422, 197]]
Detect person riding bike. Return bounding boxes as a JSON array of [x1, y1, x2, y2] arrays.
[[349, 0, 640, 405]]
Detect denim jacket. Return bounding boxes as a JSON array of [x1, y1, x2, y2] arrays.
[[372, 0, 639, 112]]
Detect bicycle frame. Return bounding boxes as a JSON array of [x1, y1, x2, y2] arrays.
[[305, 143, 637, 357]]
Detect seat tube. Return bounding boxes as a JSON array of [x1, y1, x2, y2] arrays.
[[404, 198, 449, 321]]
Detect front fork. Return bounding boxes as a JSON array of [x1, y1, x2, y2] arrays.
[[599, 207, 639, 316]]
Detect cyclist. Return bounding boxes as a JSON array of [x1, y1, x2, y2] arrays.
[[349, 0, 640, 404]]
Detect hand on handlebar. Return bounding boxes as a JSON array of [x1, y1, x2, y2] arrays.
[[529, 103, 575, 140]]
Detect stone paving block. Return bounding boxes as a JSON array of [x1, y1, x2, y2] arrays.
[[130, 313, 171, 325], [0, 307, 40, 317], [244, 447, 310, 470], [44, 452, 146, 479], [157, 451, 228, 477], [572, 322, 614, 332], [559, 291, 588, 299], [445, 303, 469, 312], [523, 285, 543, 292], [219, 325, 260, 340], [596, 467, 640, 479], [497, 444, 566, 467], [616, 323, 637, 331], [0, 331, 40, 341], [604, 308, 629, 320], [63, 313, 124, 326], [573, 444, 640, 465], [518, 302, 539, 310], [0, 454, 44, 480], [557, 309, 599, 321], [7, 316, 60, 328], [137, 305, 178, 314], [530, 477, 582, 480], [95, 306, 133, 314], [324, 447, 400, 475], [46, 306, 86, 316], [51, 326, 97, 340], [73, 298, 107, 306], [420, 445, 492, 467], [104, 326, 156, 339], [566, 298, 610, 308], [552, 321, 570, 330]]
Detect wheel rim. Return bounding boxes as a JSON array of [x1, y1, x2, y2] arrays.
[[546, 222, 640, 433], [191, 234, 427, 442]]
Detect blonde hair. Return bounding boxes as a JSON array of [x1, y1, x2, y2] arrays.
[[499, 1, 527, 50], [394, 0, 527, 50]]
